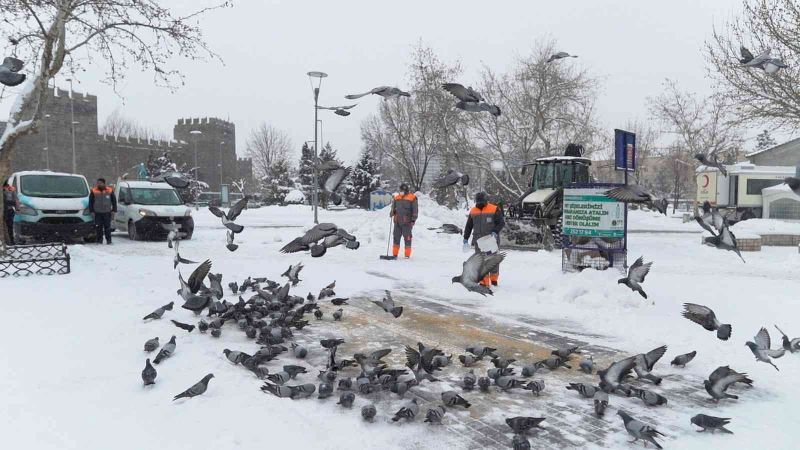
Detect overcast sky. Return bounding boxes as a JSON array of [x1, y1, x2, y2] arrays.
[[1, 0, 745, 163]]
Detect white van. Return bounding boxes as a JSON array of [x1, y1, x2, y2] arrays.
[[114, 179, 194, 240], [7, 171, 95, 244]]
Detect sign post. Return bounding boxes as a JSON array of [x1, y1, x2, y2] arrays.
[[561, 183, 627, 272]]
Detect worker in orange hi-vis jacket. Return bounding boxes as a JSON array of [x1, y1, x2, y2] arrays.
[[463, 192, 505, 287], [389, 183, 418, 258]]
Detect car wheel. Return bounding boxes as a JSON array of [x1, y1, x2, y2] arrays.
[[128, 220, 139, 241]]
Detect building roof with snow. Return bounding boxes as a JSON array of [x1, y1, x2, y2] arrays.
[[746, 137, 800, 166]]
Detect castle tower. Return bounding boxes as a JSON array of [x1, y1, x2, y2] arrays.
[[173, 117, 236, 191]]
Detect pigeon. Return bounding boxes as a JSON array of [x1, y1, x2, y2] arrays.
[[745, 327, 783, 370], [181, 294, 211, 314], [512, 434, 531, 450], [0, 56, 25, 87], [143, 302, 174, 321], [207, 273, 223, 300], [228, 282, 238, 294], [566, 383, 600, 398], [703, 223, 746, 263], [442, 391, 471, 408], [424, 405, 446, 424], [459, 354, 480, 367], [318, 382, 334, 399], [318, 281, 336, 300], [337, 392, 356, 408], [291, 343, 308, 359], [153, 336, 176, 364], [281, 263, 304, 286], [551, 345, 580, 359], [173, 374, 214, 401], [605, 185, 666, 214], [633, 345, 667, 385], [455, 100, 501, 116], [535, 356, 571, 370], [163, 174, 191, 189], [392, 398, 419, 422], [225, 230, 238, 252], [330, 298, 349, 306], [505, 416, 546, 434], [524, 379, 545, 396], [521, 364, 538, 377], [261, 382, 315, 399], [314, 309, 323, 320], [695, 153, 728, 176], [739, 46, 788, 73], [682, 303, 732, 340], [390, 379, 417, 398], [488, 367, 515, 379], [491, 356, 516, 369], [170, 320, 195, 333], [618, 256, 653, 299], [372, 290, 403, 318], [428, 223, 463, 235], [198, 319, 209, 333], [337, 377, 352, 391], [208, 197, 248, 233], [405, 342, 444, 382], [354, 349, 392, 375], [317, 104, 358, 116], [172, 240, 197, 269], [462, 370, 476, 390], [322, 167, 351, 194], [345, 86, 411, 100], [774, 325, 800, 353], [332, 309, 343, 321], [433, 169, 470, 189], [477, 376, 491, 392], [180, 260, 212, 296], [594, 391, 609, 417], [704, 368, 749, 401], [691, 414, 734, 434], [496, 376, 525, 390], [142, 359, 157, 386], [547, 51, 578, 62], [694, 201, 726, 235], [143, 337, 160, 352], [631, 387, 668, 407], [670, 351, 697, 368], [442, 83, 500, 116], [579, 356, 594, 374], [223, 349, 251, 365], [452, 252, 507, 296], [361, 404, 377, 422], [617, 411, 664, 449], [598, 356, 636, 393], [210, 328, 221, 338]]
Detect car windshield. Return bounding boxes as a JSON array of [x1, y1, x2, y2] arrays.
[[20, 174, 88, 198], [531, 164, 555, 190], [531, 162, 590, 190], [129, 188, 182, 205]]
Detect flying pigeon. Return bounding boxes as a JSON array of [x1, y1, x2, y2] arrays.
[[0, 56, 25, 87], [424, 405, 446, 424], [280, 223, 339, 253], [594, 391, 609, 417], [455, 100, 501, 116], [695, 153, 728, 176], [711, 367, 753, 388], [163, 174, 191, 189], [208, 197, 248, 233], [694, 201, 726, 235], [143, 302, 174, 321], [172, 239, 197, 269], [225, 230, 238, 252], [144, 337, 160, 352], [691, 414, 734, 434], [452, 252, 507, 296], [171, 320, 195, 333], [605, 185, 667, 214], [173, 374, 214, 401], [632, 345, 667, 385], [372, 290, 403, 318], [441, 391, 471, 408], [142, 358, 157, 386], [505, 417, 546, 434], [704, 368, 749, 401], [182, 260, 212, 295], [682, 303, 732, 340], [317, 104, 358, 116], [361, 404, 377, 422], [618, 256, 652, 299], [617, 411, 664, 449], [433, 169, 470, 189], [598, 356, 636, 393], [442, 83, 484, 103], [281, 263, 304, 286], [739, 46, 788, 73], [322, 167, 351, 194], [703, 223, 746, 262], [405, 342, 443, 382], [547, 51, 578, 63], [745, 327, 783, 371], [670, 351, 697, 368], [345, 86, 411, 100], [774, 325, 800, 353], [153, 336, 176, 364], [353, 349, 392, 375]]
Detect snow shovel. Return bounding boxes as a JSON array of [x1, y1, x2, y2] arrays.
[[379, 215, 397, 260]]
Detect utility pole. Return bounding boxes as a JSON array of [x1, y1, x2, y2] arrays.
[[307, 71, 327, 224]]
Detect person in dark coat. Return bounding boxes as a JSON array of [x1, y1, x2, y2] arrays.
[[390, 183, 418, 258], [463, 192, 505, 286], [88, 178, 117, 244], [2, 180, 16, 244]]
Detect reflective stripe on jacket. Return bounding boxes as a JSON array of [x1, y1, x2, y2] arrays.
[[391, 192, 418, 224], [463, 203, 504, 244], [89, 187, 116, 214]]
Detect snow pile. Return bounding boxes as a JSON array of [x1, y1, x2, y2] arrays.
[[284, 189, 305, 204], [730, 218, 800, 235]]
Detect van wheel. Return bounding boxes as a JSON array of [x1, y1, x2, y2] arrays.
[[128, 220, 140, 241]]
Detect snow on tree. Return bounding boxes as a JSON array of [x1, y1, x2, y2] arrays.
[[145, 152, 178, 178], [144, 151, 204, 203], [343, 148, 382, 208], [298, 142, 315, 204], [262, 158, 294, 204], [318, 142, 344, 207], [755, 129, 777, 152]]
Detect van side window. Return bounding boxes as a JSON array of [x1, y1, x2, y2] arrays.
[[118, 187, 128, 203]]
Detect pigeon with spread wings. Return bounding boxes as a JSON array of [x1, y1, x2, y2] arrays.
[[345, 86, 410, 100], [452, 252, 507, 296], [617, 256, 652, 299]]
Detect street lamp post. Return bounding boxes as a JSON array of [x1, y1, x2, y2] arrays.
[[218, 141, 225, 190], [66, 78, 77, 173], [43, 114, 51, 170], [190, 129, 202, 180], [307, 70, 328, 224]]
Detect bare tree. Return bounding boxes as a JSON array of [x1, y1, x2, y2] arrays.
[[0, 0, 229, 243], [245, 122, 293, 179], [100, 108, 168, 141], [706, 0, 800, 128]]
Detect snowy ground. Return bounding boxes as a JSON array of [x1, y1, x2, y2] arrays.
[[1, 197, 799, 449]]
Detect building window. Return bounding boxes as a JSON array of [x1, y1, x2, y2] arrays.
[[746, 179, 783, 195], [769, 198, 800, 220]]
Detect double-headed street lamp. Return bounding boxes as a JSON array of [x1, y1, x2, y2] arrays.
[[190, 129, 202, 180], [307, 71, 327, 224]]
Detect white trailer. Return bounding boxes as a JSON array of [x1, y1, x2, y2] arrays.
[[696, 162, 795, 220]]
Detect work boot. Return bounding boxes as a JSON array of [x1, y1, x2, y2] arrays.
[[491, 281, 498, 287]]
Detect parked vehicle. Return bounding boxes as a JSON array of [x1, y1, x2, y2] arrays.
[[696, 162, 795, 221], [7, 171, 95, 244], [114, 179, 194, 240]]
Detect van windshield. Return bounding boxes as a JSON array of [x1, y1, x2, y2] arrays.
[[20, 174, 88, 198], [130, 188, 182, 205]]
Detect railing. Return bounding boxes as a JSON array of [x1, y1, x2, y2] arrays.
[[0, 243, 71, 278]]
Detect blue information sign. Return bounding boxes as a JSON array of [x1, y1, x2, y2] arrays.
[[614, 129, 636, 172]]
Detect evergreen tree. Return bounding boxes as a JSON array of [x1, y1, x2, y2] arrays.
[[318, 142, 344, 207], [298, 142, 315, 204], [755, 129, 777, 152], [145, 151, 178, 178], [343, 148, 382, 208], [262, 158, 294, 204], [144, 151, 205, 203]]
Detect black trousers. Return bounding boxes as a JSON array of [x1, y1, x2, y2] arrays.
[[94, 212, 112, 243], [3, 209, 13, 244]]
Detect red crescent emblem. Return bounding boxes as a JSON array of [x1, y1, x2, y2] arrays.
[[702, 174, 709, 188]]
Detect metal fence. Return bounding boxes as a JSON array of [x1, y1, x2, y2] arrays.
[[0, 243, 71, 278]]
